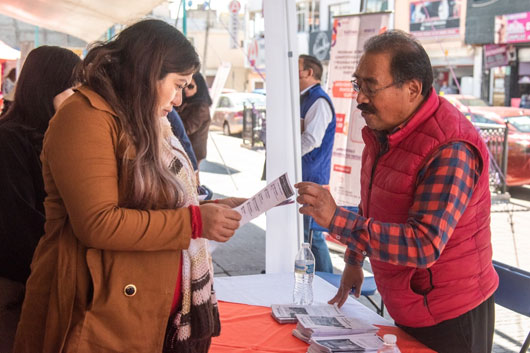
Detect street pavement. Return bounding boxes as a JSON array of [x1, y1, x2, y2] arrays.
[[202, 131, 530, 353]]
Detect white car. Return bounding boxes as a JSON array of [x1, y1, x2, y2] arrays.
[[211, 92, 266, 136]]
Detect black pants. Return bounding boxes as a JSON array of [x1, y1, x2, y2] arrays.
[[397, 295, 495, 353]]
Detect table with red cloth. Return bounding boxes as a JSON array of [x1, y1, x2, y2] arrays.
[[211, 273, 435, 353]]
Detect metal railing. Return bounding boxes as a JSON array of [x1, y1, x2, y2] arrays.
[[242, 103, 265, 147], [474, 122, 509, 195]]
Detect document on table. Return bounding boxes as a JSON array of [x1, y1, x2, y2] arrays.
[[234, 172, 294, 226]]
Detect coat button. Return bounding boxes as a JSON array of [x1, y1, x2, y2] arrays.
[[124, 284, 137, 297]]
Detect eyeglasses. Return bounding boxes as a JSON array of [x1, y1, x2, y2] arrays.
[[351, 78, 400, 98], [186, 84, 195, 90]]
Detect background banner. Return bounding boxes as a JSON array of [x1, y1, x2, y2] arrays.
[[326, 12, 390, 207]]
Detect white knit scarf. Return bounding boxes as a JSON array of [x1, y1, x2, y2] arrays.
[[159, 117, 220, 353]]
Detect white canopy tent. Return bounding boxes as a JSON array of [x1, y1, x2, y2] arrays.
[[0, 39, 20, 60], [263, 0, 303, 273], [0, 0, 166, 42]]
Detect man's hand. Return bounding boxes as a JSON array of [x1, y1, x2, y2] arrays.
[[216, 197, 248, 208], [295, 182, 337, 229], [199, 203, 241, 242], [328, 263, 364, 307]]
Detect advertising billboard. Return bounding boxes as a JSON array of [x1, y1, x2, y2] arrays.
[[495, 12, 530, 44], [409, 0, 460, 38]]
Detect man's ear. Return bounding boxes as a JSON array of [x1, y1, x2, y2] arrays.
[[407, 79, 423, 101], [307, 68, 314, 80]]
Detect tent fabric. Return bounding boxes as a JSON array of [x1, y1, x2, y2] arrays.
[[0, 0, 167, 43], [0, 40, 20, 60]]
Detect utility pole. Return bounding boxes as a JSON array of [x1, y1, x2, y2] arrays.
[[202, 1, 211, 76], [34, 26, 40, 48], [182, 0, 187, 36]]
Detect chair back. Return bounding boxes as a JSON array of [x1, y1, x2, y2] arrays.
[[493, 260, 530, 317]]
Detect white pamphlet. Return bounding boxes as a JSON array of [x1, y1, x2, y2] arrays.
[[271, 303, 343, 324], [234, 173, 294, 226], [308, 333, 383, 352]]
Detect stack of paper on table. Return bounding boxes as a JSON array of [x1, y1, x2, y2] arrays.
[[292, 314, 378, 343], [307, 334, 383, 352], [271, 304, 342, 324]]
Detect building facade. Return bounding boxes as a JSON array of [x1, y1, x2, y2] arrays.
[[466, 0, 530, 107], [394, 0, 483, 97]]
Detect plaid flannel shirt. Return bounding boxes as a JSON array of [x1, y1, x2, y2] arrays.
[[329, 141, 481, 268]]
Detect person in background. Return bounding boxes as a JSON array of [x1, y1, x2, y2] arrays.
[[298, 54, 336, 273], [439, 80, 456, 95], [0, 46, 80, 353], [296, 30, 497, 353], [168, 108, 214, 201], [178, 72, 212, 166], [13, 20, 243, 353], [520, 94, 530, 108], [1, 68, 16, 115], [167, 108, 199, 171]]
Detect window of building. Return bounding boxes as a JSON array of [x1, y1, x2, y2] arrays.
[[362, 0, 388, 12], [297, 1, 320, 33]]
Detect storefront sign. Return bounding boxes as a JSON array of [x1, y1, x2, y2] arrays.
[[484, 44, 509, 69], [326, 13, 390, 206], [409, 0, 460, 38], [495, 11, 530, 44]]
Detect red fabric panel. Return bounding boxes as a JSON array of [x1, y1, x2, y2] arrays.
[[211, 301, 435, 353]]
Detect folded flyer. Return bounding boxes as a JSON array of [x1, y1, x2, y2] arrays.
[[233, 172, 294, 226]]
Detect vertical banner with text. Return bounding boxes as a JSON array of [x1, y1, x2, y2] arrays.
[[228, 0, 241, 49], [326, 13, 390, 207]]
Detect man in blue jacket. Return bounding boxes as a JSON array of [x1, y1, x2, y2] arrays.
[[299, 54, 336, 272]]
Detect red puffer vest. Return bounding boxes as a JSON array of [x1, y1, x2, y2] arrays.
[[361, 88, 498, 327]]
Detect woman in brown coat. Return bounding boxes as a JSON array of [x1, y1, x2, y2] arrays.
[[13, 20, 243, 353], [178, 72, 212, 166]]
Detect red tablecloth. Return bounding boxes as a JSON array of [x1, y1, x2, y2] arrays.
[[211, 301, 436, 353]]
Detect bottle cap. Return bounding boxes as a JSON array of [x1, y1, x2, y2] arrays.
[[302, 242, 310, 248], [383, 334, 397, 344]]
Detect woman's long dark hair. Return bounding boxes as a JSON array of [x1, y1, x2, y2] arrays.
[[0, 46, 80, 139], [183, 72, 212, 106], [76, 19, 201, 209]]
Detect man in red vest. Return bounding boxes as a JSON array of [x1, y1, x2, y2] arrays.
[[295, 30, 498, 353]]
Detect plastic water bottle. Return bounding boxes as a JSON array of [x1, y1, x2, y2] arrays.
[[377, 334, 401, 353], [293, 243, 315, 305]]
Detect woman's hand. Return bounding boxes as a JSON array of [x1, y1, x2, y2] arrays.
[[199, 203, 242, 242], [216, 197, 248, 208]]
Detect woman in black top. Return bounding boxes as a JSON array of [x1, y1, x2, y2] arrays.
[[0, 46, 80, 353], [178, 72, 212, 166]]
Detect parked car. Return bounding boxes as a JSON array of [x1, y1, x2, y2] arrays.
[[442, 96, 530, 186], [211, 92, 266, 136], [442, 94, 489, 111]]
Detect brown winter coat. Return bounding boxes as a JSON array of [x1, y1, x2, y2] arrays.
[[178, 101, 211, 162], [13, 87, 193, 353]]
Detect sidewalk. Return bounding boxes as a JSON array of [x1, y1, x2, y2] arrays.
[[203, 131, 530, 353]]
